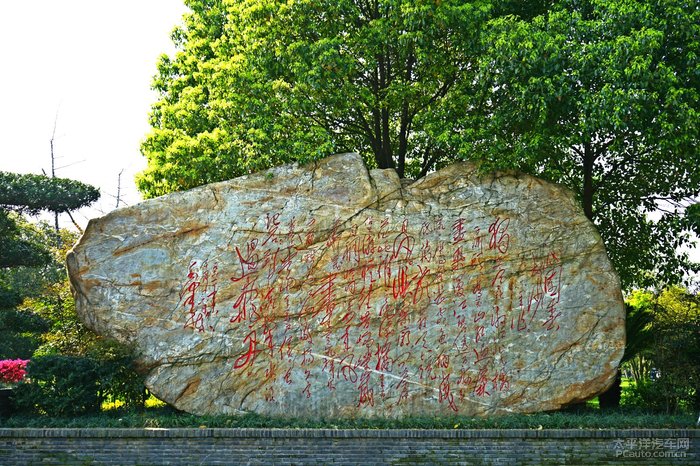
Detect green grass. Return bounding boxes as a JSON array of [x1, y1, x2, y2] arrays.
[[1, 404, 696, 430], [4, 379, 696, 430]]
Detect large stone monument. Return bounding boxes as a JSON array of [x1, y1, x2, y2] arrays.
[[67, 153, 625, 417]]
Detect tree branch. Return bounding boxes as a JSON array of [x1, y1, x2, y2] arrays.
[[417, 145, 440, 178]]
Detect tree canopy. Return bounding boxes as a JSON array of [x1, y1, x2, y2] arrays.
[[0, 171, 99, 359], [466, 0, 700, 287], [0, 171, 99, 270], [139, 0, 699, 288], [137, 0, 551, 196], [624, 286, 700, 412], [0, 212, 50, 269], [0, 171, 100, 215]]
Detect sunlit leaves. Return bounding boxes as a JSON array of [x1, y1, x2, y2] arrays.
[[138, 0, 515, 196], [467, 0, 700, 288], [139, 0, 698, 287]]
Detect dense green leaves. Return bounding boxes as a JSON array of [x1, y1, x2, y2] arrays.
[[13, 356, 103, 416], [623, 287, 700, 413], [464, 0, 700, 287], [688, 203, 700, 236], [0, 310, 50, 360], [0, 223, 77, 359], [0, 171, 98, 359], [621, 303, 654, 365], [0, 171, 99, 215], [141, 0, 698, 288], [139, 0, 544, 196], [0, 212, 50, 269], [0, 168, 149, 412], [0, 171, 98, 269], [0, 220, 149, 410]]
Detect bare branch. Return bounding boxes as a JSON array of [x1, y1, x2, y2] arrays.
[[66, 211, 84, 234], [116, 169, 124, 209]]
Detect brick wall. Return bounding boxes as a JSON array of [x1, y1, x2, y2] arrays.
[[0, 428, 697, 465]]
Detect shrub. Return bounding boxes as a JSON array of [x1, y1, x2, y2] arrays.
[[0, 309, 49, 359], [90, 340, 147, 410], [622, 287, 700, 413], [100, 360, 147, 410], [13, 355, 102, 416]]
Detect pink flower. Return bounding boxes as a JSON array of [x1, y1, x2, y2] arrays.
[[0, 359, 29, 385]]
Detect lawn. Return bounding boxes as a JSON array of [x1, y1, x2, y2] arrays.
[[3, 378, 697, 430], [1, 402, 696, 430]]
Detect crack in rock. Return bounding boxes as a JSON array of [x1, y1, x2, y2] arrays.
[[67, 153, 625, 418]]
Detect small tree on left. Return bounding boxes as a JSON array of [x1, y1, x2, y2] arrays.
[[0, 171, 99, 359]]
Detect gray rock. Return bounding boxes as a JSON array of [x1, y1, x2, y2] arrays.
[[67, 153, 625, 417]]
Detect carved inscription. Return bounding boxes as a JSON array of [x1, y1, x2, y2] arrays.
[[68, 153, 625, 417], [178, 211, 564, 413]]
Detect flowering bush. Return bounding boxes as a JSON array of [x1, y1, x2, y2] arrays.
[[0, 359, 29, 387]]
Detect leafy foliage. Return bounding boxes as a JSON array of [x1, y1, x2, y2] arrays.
[[29, 280, 100, 358], [140, 0, 698, 288], [0, 219, 74, 288], [11, 346, 148, 415], [0, 223, 74, 359], [12, 231, 149, 410], [1, 404, 695, 429], [13, 355, 103, 416], [87, 340, 148, 410], [0, 310, 50, 360], [0, 171, 99, 215], [466, 0, 700, 287], [621, 302, 654, 365], [138, 0, 552, 197], [0, 211, 50, 268], [0, 171, 98, 360], [622, 287, 700, 413], [0, 169, 147, 413], [688, 203, 700, 236], [0, 284, 22, 311]]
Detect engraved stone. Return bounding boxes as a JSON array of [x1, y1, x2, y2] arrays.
[[67, 153, 625, 417]]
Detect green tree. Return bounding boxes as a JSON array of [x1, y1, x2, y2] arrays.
[[140, 0, 698, 288], [0, 217, 72, 359], [0, 171, 100, 215], [137, 0, 549, 196], [688, 203, 700, 236], [21, 228, 102, 357], [1, 173, 148, 408], [622, 287, 700, 413], [0, 171, 99, 359], [464, 0, 700, 287]]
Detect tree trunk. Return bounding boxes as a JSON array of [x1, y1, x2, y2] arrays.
[[396, 53, 415, 179], [371, 50, 395, 171], [582, 142, 595, 222], [598, 369, 622, 409]]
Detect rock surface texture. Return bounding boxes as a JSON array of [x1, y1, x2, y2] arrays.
[[67, 153, 625, 417]]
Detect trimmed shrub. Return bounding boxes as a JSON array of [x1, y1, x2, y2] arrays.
[[98, 357, 148, 410], [13, 355, 102, 416], [89, 340, 147, 410]]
